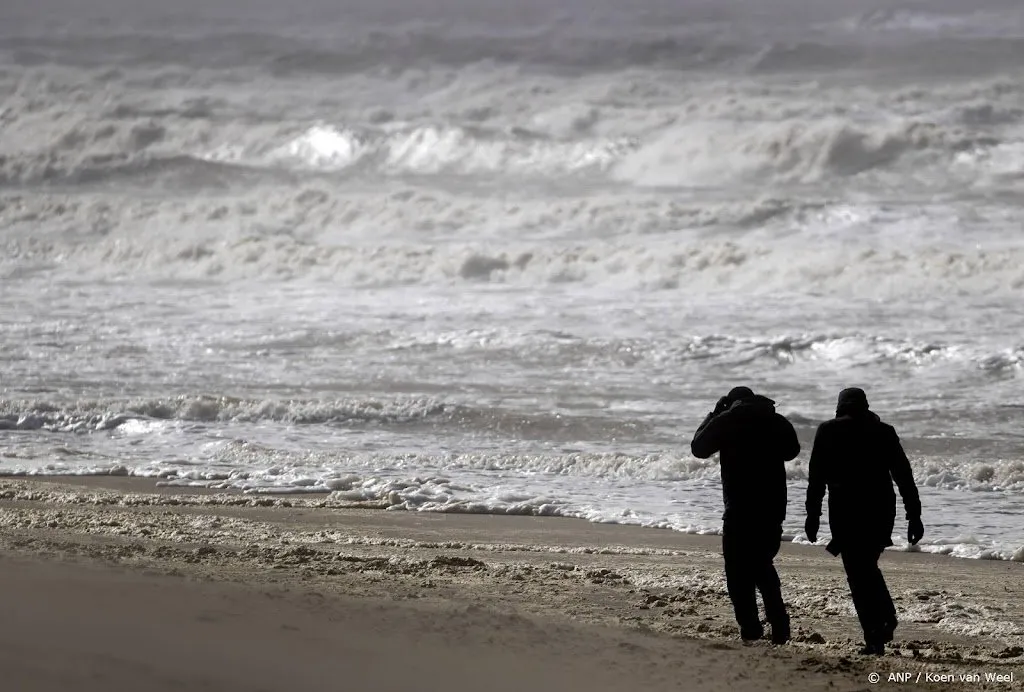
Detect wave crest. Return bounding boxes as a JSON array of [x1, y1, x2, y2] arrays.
[[614, 118, 1001, 187], [9, 23, 1024, 76]]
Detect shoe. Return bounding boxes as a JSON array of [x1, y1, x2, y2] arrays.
[[859, 640, 885, 656], [770, 616, 791, 645], [740, 624, 764, 641], [859, 620, 895, 656]]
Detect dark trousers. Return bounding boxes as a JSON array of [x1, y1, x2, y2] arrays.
[[840, 547, 897, 642], [722, 522, 787, 633]]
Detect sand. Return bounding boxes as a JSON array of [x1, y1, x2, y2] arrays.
[[0, 477, 1020, 691]]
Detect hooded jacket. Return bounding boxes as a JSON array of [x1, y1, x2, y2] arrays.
[[691, 394, 801, 525], [805, 390, 921, 555]]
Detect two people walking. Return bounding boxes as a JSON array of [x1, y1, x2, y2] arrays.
[[691, 386, 924, 654]]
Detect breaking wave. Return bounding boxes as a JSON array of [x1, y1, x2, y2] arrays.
[[202, 124, 633, 178], [2, 117, 1018, 189], [614, 118, 1006, 187], [213, 330, 1024, 376], [4, 428, 1024, 498], [0, 395, 654, 443], [2, 444, 1023, 564], [0, 120, 630, 187], [0, 395, 450, 429]]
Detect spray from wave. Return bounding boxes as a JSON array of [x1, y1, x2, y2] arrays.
[[2, 114, 1020, 189]]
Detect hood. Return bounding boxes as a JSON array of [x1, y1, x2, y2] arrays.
[[836, 387, 873, 418], [730, 393, 776, 414], [726, 386, 755, 403]]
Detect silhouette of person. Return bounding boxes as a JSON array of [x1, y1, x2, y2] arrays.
[[691, 386, 801, 644], [804, 387, 924, 655]]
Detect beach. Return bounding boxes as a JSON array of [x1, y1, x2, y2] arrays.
[[3, 1, 1024, 688], [0, 477, 1020, 691]]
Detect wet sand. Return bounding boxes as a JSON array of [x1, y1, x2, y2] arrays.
[[0, 477, 1021, 691]]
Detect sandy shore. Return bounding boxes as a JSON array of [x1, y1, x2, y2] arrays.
[[0, 477, 1021, 691]]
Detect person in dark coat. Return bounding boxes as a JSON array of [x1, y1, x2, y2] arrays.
[[691, 386, 801, 644], [804, 387, 924, 655]]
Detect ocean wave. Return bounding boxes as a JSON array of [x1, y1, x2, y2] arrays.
[[1, 463, 1021, 562], [9, 231, 1022, 297], [0, 153, 273, 188], [613, 118, 1004, 187], [0, 396, 653, 443], [0, 395, 451, 429], [227, 119, 1014, 186], [4, 113, 1015, 191], [7, 23, 1024, 76], [0, 114, 278, 188], [360, 330, 1023, 375], [3, 30, 747, 74], [851, 7, 1024, 37], [202, 124, 634, 178], [2, 331, 1019, 409], [4, 411, 1024, 495], [0, 120, 633, 187]]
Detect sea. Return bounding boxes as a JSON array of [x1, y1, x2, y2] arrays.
[[1, 0, 1022, 562]]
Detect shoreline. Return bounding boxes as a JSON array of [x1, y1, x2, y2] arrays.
[[12, 473, 1022, 564]]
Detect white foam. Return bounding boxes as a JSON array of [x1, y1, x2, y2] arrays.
[[901, 588, 1024, 639], [269, 125, 370, 170], [612, 117, 1001, 187], [852, 8, 1024, 38], [0, 396, 448, 428], [954, 140, 1024, 183], [9, 460, 1022, 563], [194, 123, 632, 178], [200, 125, 370, 171], [4, 392, 1024, 494], [8, 214, 1024, 297]]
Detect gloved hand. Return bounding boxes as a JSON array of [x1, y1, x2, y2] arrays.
[[908, 516, 924, 545], [804, 514, 819, 543], [713, 396, 731, 415]]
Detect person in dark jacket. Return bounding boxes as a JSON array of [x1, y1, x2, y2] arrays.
[[691, 386, 801, 644], [804, 387, 924, 655]]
